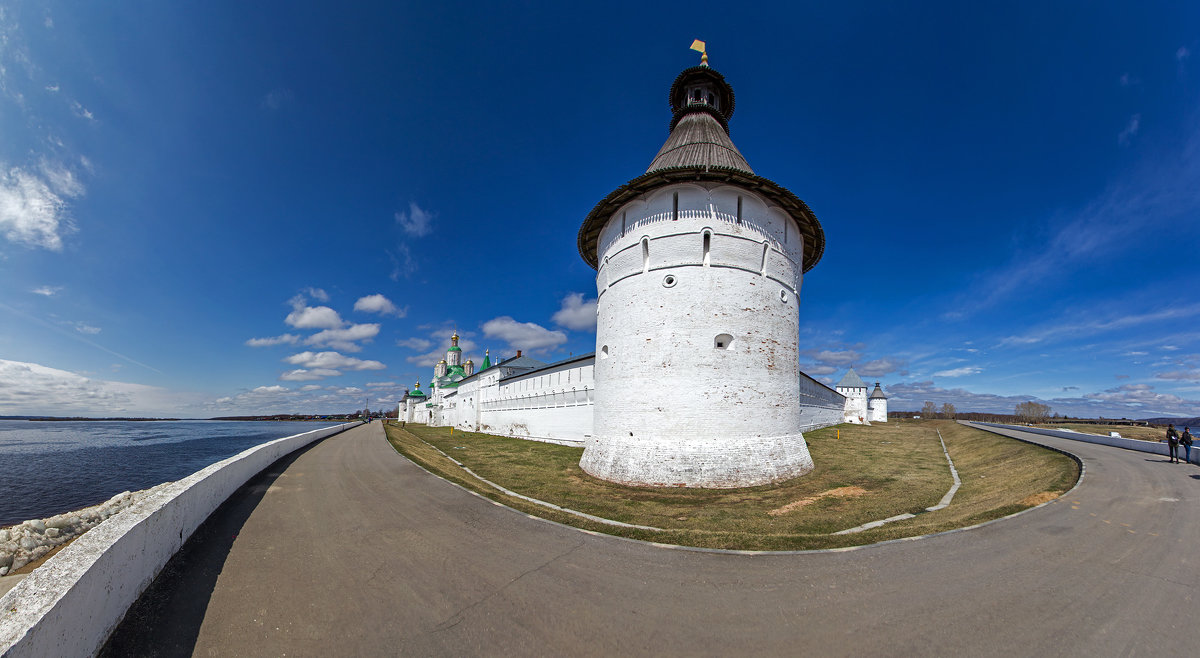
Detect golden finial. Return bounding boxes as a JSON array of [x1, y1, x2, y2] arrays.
[[414, 381, 420, 389], [451, 328, 459, 345], [690, 39, 708, 67]]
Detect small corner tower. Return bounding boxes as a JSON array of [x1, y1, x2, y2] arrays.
[[577, 45, 826, 488], [868, 382, 888, 423], [836, 368, 869, 424]]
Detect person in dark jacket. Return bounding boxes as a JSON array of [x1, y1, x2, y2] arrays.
[[1166, 424, 1180, 463], [1183, 427, 1194, 464]]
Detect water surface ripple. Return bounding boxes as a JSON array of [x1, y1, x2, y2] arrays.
[[0, 420, 330, 527]]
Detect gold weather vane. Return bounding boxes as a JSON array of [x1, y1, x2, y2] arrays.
[[690, 39, 708, 66]]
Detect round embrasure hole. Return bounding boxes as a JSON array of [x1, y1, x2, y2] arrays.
[[663, 274, 677, 288]]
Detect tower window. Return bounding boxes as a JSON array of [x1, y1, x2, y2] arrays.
[[736, 196, 742, 224], [715, 334, 734, 350], [641, 237, 650, 272], [702, 230, 711, 266], [672, 192, 679, 221], [600, 345, 610, 359]]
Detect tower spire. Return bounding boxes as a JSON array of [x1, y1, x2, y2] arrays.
[[690, 39, 708, 67]]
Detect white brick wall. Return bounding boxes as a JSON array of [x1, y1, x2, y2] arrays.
[[582, 182, 816, 488]]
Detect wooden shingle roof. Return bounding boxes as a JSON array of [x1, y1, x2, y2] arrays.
[[577, 66, 825, 273]]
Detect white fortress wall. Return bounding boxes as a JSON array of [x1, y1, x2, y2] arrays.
[[799, 373, 846, 432], [479, 356, 595, 446], [584, 183, 814, 487], [0, 422, 360, 658]]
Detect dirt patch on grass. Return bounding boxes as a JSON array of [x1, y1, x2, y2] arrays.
[[768, 486, 867, 516], [1019, 492, 1060, 507], [383, 420, 1079, 550]]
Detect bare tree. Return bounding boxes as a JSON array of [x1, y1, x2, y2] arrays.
[[941, 402, 956, 419], [921, 401, 938, 418], [1015, 401, 1052, 423]]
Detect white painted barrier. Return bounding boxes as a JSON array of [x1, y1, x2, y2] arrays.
[[969, 422, 1192, 463], [0, 421, 361, 657]]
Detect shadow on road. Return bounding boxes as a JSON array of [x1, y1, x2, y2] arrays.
[[99, 438, 329, 657]]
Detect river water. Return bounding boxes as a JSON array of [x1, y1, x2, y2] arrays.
[[0, 419, 332, 527]]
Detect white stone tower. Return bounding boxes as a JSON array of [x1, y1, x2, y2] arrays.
[[836, 368, 869, 424], [576, 56, 826, 488], [868, 382, 888, 423]]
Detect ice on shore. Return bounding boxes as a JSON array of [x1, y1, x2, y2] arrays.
[[0, 482, 173, 576]]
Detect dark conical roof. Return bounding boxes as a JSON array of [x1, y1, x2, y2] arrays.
[[870, 383, 888, 399], [577, 64, 825, 274], [646, 112, 753, 174]]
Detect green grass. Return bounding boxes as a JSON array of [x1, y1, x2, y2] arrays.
[[383, 419, 1079, 550], [1032, 422, 1166, 443]]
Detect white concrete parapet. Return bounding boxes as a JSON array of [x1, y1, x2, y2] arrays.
[[0, 421, 360, 657]]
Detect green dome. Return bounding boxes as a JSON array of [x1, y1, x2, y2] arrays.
[[447, 346, 462, 352]]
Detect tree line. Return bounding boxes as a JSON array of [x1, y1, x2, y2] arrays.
[[892, 401, 1055, 423]]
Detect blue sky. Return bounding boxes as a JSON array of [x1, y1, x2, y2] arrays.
[[1, 1, 1198, 418]]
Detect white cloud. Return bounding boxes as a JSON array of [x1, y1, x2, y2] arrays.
[[859, 357, 908, 378], [30, 285, 61, 296], [803, 349, 862, 367], [395, 201, 433, 237], [1118, 113, 1141, 145], [245, 334, 300, 347], [279, 368, 341, 381], [299, 384, 323, 391], [303, 287, 329, 302], [70, 99, 94, 121], [284, 351, 385, 371], [0, 163, 82, 250], [354, 294, 405, 317], [366, 381, 395, 388], [397, 337, 433, 351], [552, 293, 597, 331], [1178, 46, 1191, 62], [73, 322, 100, 335], [933, 366, 982, 378], [0, 358, 203, 416], [481, 316, 567, 353], [1156, 369, 1200, 382], [285, 304, 344, 330], [305, 323, 380, 352]]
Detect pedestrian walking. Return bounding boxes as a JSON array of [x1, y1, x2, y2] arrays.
[[1183, 427, 1194, 464], [1166, 424, 1180, 463]]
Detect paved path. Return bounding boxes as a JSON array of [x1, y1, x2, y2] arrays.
[[104, 421, 1200, 656]]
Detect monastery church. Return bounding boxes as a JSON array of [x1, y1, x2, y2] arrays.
[[401, 48, 887, 488]]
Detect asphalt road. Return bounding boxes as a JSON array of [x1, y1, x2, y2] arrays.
[[103, 421, 1200, 656]]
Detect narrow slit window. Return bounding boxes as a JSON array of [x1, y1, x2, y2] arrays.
[[641, 237, 650, 272], [622, 211, 627, 237], [760, 241, 769, 275], [673, 192, 679, 221], [736, 196, 742, 224], [702, 230, 711, 266]]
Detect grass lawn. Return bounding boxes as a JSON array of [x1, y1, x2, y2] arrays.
[[1031, 423, 1168, 443], [383, 419, 1079, 551]]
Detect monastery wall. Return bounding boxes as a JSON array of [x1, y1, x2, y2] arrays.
[[799, 373, 846, 432], [584, 183, 815, 487]]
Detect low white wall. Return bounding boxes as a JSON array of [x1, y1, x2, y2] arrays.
[[969, 422, 1192, 462], [0, 421, 360, 657]]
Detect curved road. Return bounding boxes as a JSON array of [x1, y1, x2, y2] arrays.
[[105, 421, 1200, 656]]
